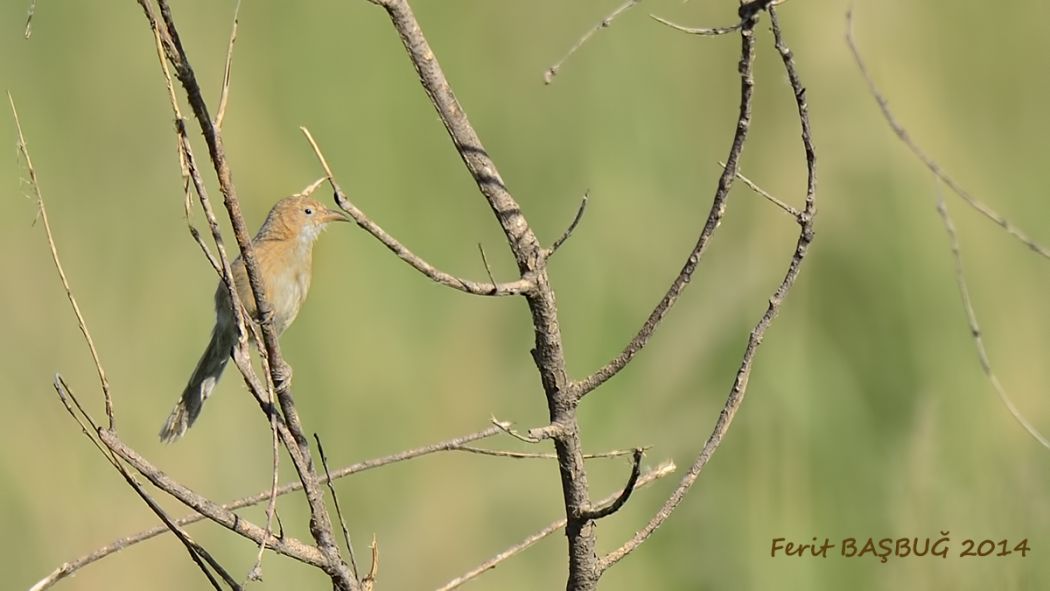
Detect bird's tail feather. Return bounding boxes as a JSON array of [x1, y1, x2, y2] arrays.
[[159, 326, 235, 443]]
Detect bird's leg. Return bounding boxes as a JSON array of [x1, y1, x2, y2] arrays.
[[273, 359, 293, 392]]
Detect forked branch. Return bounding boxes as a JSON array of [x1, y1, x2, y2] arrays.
[[600, 4, 816, 573]]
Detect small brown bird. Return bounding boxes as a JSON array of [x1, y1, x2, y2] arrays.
[[160, 195, 349, 442]]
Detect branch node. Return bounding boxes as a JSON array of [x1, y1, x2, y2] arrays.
[[526, 423, 566, 442]]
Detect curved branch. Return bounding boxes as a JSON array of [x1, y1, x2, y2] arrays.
[[436, 460, 676, 591], [299, 127, 534, 297], [574, 8, 760, 400], [845, 5, 1050, 260], [600, 6, 817, 572], [579, 449, 643, 520]]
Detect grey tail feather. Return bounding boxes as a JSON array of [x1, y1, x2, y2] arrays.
[[159, 326, 235, 443]]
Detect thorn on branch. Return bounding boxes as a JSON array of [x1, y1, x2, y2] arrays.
[[580, 449, 643, 521], [547, 191, 589, 259]]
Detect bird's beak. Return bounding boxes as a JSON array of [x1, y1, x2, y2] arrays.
[[321, 207, 351, 224]]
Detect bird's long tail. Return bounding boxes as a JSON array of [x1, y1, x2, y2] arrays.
[[159, 325, 236, 442]]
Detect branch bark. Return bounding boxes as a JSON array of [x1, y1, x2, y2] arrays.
[[137, 1, 355, 588], [363, 1, 600, 587]]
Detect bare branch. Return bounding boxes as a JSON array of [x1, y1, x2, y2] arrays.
[[214, 0, 241, 131], [100, 428, 328, 567], [9, 93, 115, 429], [30, 424, 507, 590], [933, 183, 1050, 449], [845, 4, 1050, 260], [490, 417, 541, 444], [600, 5, 817, 571], [649, 15, 742, 37], [299, 126, 534, 297], [544, 0, 641, 84], [51, 376, 237, 591], [574, 7, 761, 400], [454, 445, 645, 460], [315, 434, 360, 579], [546, 191, 588, 258], [137, 2, 355, 587], [720, 162, 801, 219], [580, 449, 643, 520], [477, 243, 498, 289], [436, 460, 676, 591], [246, 370, 282, 583]]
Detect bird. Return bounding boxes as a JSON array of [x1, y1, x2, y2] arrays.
[[159, 195, 349, 442]]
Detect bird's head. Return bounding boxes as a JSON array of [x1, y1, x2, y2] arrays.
[[256, 195, 350, 244]]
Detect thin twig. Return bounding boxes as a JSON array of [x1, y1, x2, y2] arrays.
[[600, 5, 817, 572], [30, 424, 507, 590], [214, 0, 241, 131], [547, 191, 588, 258], [545, 0, 641, 84], [477, 243, 497, 289], [455, 445, 645, 460], [848, 3, 1050, 450], [574, 6, 761, 400], [933, 183, 1050, 449], [142, 1, 253, 388], [580, 449, 643, 520], [845, 4, 1050, 260], [315, 433, 360, 580], [9, 93, 115, 429], [23, 0, 36, 38], [490, 417, 541, 444], [246, 372, 282, 583], [299, 126, 534, 297], [650, 15, 742, 36], [436, 460, 676, 591], [100, 427, 329, 567], [52, 376, 237, 591], [720, 161, 801, 219]]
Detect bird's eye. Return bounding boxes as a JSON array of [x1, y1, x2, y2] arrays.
[[304, 207, 314, 215]]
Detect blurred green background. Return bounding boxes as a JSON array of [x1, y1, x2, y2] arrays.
[[3, 0, 1050, 589]]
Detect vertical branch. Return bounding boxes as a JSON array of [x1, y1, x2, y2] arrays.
[[136, 1, 356, 589], [574, 2, 767, 400], [364, 0, 597, 586], [601, 4, 817, 571]]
